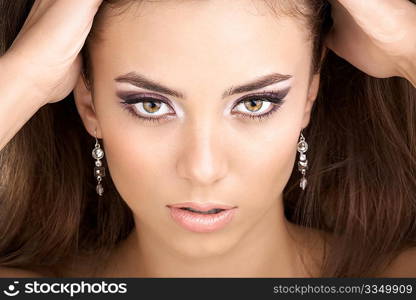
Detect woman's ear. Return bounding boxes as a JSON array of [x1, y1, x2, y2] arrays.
[[73, 73, 102, 139], [301, 47, 328, 129], [301, 72, 320, 129]]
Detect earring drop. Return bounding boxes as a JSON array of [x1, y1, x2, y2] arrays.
[[92, 129, 106, 196], [297, 130, 308, 190]]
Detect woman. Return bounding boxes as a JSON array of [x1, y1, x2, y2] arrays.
[[0, 0, 415, 278]]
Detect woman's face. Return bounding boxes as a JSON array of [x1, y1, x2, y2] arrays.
[[75, 0, 320, 257]]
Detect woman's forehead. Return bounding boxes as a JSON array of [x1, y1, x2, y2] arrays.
[[87, 0, 314, 91], [99, 0, 311, 15], [92, 0, 312, 51], [93, 0, 313, 37]]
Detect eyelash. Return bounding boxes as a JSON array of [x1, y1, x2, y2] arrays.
[[119, 91, 287, 125]]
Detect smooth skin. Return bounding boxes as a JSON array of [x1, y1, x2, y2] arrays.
[[0, 0, 103, 151], [0, 0, 415, 277], [326, 0, 416, 86], [73, 0, 323, 277]]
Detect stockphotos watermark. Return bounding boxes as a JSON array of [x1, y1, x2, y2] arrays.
[[2, 280, 127, 297]]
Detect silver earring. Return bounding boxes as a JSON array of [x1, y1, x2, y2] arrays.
[[297, 130, 308, 190], [92, 129, 105, 196]]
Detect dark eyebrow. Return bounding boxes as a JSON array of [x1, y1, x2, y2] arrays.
[[114, 72, 292, 99]]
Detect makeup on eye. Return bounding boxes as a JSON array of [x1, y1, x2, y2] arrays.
[[232, 90, 286, 123], [114, 71, 293, 100], [117, 86, 291, 125]]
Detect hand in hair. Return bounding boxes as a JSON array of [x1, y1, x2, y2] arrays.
[[325, 0, 416, 87], [1, 0, 103, 105]]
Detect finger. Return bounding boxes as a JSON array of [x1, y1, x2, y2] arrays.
[[19, 0, 103, 35], [329, 0, 416, 46], [331, 0, 414, 26], [15, 0, 103, 49], [333, 0, 411, 13]]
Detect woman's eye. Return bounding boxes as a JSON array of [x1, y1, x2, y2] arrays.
[[136, 99, 171, 116], [119, 90, 287, 125], [120, 97, 175, 124], [232, 93, 285, 122], [234, 98, 273, 115]]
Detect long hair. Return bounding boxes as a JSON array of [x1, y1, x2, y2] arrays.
[[0, 0, 415, 277]]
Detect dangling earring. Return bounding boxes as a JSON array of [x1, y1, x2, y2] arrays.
[[297, 130, 308, 190], [92, 128, 105, 196]]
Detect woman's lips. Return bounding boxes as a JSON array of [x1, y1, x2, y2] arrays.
[[167, 201, 237, 211], [166, 202, 237, 233]]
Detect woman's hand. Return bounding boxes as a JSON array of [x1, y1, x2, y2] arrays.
[[325, 0, 416, 86], [2, 0, 103, 104]]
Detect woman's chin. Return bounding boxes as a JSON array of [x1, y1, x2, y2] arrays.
[[167, 232, 241, 259]]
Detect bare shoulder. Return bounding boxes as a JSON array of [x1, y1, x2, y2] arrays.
[[0, 267, 48, 278], [381, 247, 416, 277]]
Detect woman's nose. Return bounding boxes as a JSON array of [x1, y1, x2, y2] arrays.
[[176, 120, 228, 186]]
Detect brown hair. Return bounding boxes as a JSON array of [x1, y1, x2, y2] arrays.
[[0, 0, 415, 277]]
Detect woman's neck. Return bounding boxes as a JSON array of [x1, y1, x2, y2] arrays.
[[98, 199, 324, 277]]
